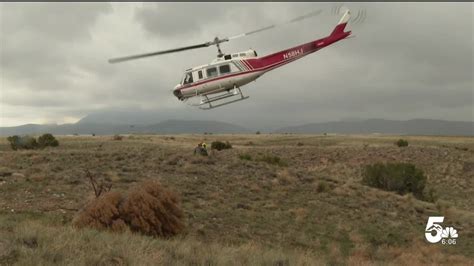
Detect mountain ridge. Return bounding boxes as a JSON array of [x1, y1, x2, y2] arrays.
[[275, 118, 473, 136], [1, 118, 472, 136]]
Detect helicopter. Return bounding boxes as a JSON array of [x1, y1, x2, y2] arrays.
[[109, 9, 353, 110]]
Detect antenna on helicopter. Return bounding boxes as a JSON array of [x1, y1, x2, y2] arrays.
[[108, 9, 323, 63]]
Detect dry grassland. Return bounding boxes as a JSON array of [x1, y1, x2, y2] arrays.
[[0, 134, 473, 265]]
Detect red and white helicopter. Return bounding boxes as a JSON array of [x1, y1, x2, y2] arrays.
[[109, 9, 354, 110]]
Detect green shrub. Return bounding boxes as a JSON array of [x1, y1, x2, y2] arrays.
[[362, 162, 426, 199], [7, 135, 20, 150], [21, 136, 39, 149], [211, 141, 232, 151], [257, 155, 287, 167], [7, 134, 59, 150], [395, 139, 409, 147], [256, 131, 261, 135], [38, 133, 59, 148], [316, 181, 328, 193], [7, 135, 38, 150], [239, 154, 252, 161], [113, 134, 123, 141]]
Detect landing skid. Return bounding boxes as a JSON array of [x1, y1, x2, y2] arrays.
[[191, 87, 249, 110]]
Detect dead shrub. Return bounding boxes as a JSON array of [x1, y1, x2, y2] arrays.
[[73, 191, 126, 232], [74, 180, 184, 238], [119, 180, 184, 238], [86, 170, 112, 198]]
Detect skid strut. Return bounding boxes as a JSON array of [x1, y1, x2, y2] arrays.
[[195, 86, 249, 110]]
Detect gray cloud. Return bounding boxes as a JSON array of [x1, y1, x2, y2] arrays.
[[1, 3, 113, 95], [0, 2, 472, 128]]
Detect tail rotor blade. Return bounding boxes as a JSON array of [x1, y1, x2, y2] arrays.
[[349, 9, 367, 25]]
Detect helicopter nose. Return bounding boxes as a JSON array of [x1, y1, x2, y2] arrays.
[[173, 85, 184, 100]]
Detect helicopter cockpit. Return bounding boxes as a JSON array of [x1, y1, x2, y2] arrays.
[[182, 72, 193, 85]]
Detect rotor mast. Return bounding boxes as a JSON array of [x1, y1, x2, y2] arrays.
[[210, 37, 228, 58], [215, 37, 224, 57]]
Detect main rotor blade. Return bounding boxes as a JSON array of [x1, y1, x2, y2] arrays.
[[227, 9, 323, 40], [108, 42, 210, 64]]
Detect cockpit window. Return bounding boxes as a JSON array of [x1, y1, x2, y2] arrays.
[[239, 53, 246, 57], [183, 72, 193, 85], [206, 67, 218, 78]]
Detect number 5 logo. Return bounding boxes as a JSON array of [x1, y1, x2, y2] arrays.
[[425, 216, 444, 243]]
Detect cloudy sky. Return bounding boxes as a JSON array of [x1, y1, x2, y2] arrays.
[[0, 2, 472, 129]]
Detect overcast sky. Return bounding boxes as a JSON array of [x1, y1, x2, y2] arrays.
[[0, 2, 472, 129]]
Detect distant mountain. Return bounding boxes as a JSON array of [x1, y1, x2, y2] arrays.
[[275, 119, 474, 136], [0, 120, 251, 136], [2, 118, 472, 136], [76, 110, 167, 125]]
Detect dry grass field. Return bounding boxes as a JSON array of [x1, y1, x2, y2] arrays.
[[1, 134, 473, 265]]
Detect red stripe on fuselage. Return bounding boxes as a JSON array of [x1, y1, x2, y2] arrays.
[[241, 60, 253, 70]]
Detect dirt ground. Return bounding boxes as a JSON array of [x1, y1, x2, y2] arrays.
[[0, 134, 473, 265]]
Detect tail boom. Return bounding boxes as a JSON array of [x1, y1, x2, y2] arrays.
[[239, 10, 353, 72]]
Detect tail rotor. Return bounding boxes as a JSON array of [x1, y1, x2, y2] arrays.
[[350, 9, 367, 25], [332, 4, 367, 25]]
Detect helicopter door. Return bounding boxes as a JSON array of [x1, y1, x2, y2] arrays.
[[219, 64, 239, 88]]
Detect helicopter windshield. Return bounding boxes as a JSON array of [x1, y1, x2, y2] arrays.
[[182, 72, 193, 85]]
